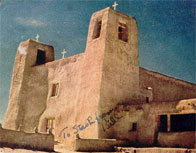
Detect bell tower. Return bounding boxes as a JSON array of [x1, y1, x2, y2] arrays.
[[4, 40, 54, 132], [82, 7, 139, 138]]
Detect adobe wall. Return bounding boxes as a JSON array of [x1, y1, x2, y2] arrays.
[[21, 64, 48, 132], [4, 40, 54, 132], [158, 131, 195, 148], [98, 99, 196, 148], [4, 41, 28, 130], [0, 126, 54, 151], [38, 53, 96, 147], [139, 67, 196, 102], [74, 138, 128, 152]]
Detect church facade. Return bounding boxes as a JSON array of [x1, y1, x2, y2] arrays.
[[4, 7, 196, 149]]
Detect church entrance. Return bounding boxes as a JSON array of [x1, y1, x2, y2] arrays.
[[46, 118, 55, 134]]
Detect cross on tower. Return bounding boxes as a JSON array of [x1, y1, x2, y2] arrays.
[[112, 1, 118, 10], [35, 34, 39, 42], [61, 49, 66, 59]]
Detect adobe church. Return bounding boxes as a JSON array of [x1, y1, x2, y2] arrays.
[[3, 7, 196, 149]]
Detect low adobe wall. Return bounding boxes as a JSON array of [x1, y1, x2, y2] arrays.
[[158, 131, 195, 148], [74, 138, 129, 151], [0, 125, 54, 151]]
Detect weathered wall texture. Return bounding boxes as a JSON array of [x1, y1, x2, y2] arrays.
[[4, 40, 54, 132], [139, 67, 196, 102], [0, 126, 54, 151]]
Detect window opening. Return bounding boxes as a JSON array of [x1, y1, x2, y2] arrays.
[[170, 114, 196, 132], [36, 49, 46, 65], [159, 114, 196, 132], [92, 20, 102, 39], [51, 83, 59, 97], [146, 97, 149, 103], [129, 122, 137, 131], [118, 23, 128, 42]]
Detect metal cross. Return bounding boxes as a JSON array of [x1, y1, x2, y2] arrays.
[[112, 1, 118, 10], [61, 49, 66, 58], [35, 34, 39, 41]]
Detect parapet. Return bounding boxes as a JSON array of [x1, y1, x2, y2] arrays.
[[17, 39, 54, 67]]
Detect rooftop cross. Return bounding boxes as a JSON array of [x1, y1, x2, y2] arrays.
[[112, 1, 118, 10], [61, 49, 66, 59], [35, 34, 39, 42]]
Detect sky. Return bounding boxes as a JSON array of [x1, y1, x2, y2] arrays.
[[0, 0, 195, 124]]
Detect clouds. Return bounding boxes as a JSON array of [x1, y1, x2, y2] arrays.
[[15, 17, 47, 27]]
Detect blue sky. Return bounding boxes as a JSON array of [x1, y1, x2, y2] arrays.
[[0, 0, 195, 123]]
